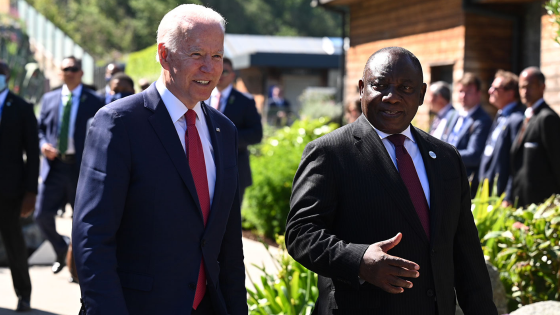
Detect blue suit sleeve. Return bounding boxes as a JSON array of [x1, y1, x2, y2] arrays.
[[37, 95, 51, 150], [72, 106, 131, 315], [458, 118, 492, 169]]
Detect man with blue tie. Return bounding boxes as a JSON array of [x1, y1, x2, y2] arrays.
[[72, 5, 247, 315], [35, 56, 103, 275], [426, 81, 455, 140], [444, 73, 492, 197], [478, 70, 524, 197]]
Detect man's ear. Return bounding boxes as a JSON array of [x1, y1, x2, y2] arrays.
[[419, 83, 427, 106], [358, 79, 365, 98], [158, 43, 170, 69]]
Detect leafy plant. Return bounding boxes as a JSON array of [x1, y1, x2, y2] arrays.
[[545, 0, 560, 44], [242, 118, 338, 238], [247, 235, 318, 315], [125, 44, 160, 88]]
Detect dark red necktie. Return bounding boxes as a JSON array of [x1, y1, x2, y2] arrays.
[[185, 110, 210, 310], [387, 134, 430, 239]]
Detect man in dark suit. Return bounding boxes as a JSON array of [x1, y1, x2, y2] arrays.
[[286, 47, 496, 315], [97, 62, 123, 105], [444, 73, 492, 196], [35, 56, 103, 275], [207, 57, 262, 200], [426, 81, 454, 140], [0, 61, 38, 312], [507, 67, 560, 207], [72, 5, 247, 315], [479, 70, 525, 197]]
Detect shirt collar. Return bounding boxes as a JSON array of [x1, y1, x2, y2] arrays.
[[215, 84, 233, 100], [0, 88, 8, 107], [366, 120, 415, 143], [62, 84, 83, 97], [437, 103, 453, 118], [459, 104, 479, 118], [531, 98, 544, 110], [156, 79, 204, 123]]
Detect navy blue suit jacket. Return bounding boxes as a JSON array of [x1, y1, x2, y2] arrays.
[[37, 86, 103, 180], [72, 84, 247, 315], [222, 88, 262, 190], [445, 105, 492, 182], [478, 103, 525, 196]]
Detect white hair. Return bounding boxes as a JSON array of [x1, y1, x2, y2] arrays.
[[156, 4, 226, 62]]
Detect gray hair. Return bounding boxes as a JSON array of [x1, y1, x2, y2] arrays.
[[430, 81, 451, 102], [156, 4, 226, 62]]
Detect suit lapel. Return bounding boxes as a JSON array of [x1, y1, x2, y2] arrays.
[[352, 116, 429, 245], [144, 86, 204, 222], [411, 127, 443, 248]]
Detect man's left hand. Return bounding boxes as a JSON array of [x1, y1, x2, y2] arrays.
[[20, 192, 36, 218]]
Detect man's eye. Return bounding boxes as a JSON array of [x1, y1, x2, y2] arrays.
[[213, 55, 223, 59], [371, 83, 386, 89], [403, 86, 412, 91]]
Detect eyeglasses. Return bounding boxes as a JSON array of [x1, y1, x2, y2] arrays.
[[222, 70, 231, 76], [62, 66, 81, 73]]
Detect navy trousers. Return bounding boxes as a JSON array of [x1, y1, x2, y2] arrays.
[[34, 159, 77, 258]]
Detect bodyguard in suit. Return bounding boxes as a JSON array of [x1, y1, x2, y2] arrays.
[[444, 73, 492, 196], [97, 62, 123, 105], [426, 81, 454, 140], [507, 67, 560, 207], [73, 5, 247, 315], [0, 61, 38, 312], [35, 56, 103, 274], [286, 47, 496, 315], [479, 70, 525, 197], [207, 57, 262, 200]]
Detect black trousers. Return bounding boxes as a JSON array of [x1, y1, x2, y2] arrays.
[[0, 196, 32, 301], [191, 293, 215, 315]]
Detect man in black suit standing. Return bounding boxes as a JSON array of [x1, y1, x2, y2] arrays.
[[508, 67, 560, 207], [97, 62, 123, 105], [207, 57, 262, 200], [35, 56, 103, 275], [0, 60, 39, 312], [479, 70, 525, 197], [286, 47, 497, 315]]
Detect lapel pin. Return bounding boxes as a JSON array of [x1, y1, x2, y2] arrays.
[[429, 151, 436, 159], [216, 128, 220, 132]]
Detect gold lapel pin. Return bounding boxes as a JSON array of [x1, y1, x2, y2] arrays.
[[429, 151, 436, 159], [216, 128, 220, 132]]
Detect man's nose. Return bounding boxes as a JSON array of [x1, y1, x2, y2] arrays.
[[381, 85, 401, 104], [200, 56, 216, 73]]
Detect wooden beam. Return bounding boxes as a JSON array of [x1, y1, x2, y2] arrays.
[[473, 0, 537, 3]]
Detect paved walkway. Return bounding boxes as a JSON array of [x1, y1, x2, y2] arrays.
[[0, 213, 277, 314]]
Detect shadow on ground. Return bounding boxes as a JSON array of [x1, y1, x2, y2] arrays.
[[0, 308, 60, 315]]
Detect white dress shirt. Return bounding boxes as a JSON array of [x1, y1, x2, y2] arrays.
[[431, 103, 453, 140], [206, 84, 233, 113], [156, 79, 216, 206], [369, 123, 431, 207], [58, 84, 82, 154], [0, 88, 9, 124], [525, 98, 544, 118]]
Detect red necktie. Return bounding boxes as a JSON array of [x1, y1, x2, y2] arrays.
[[185, 110, 210, 309], [387, 134, 430, 239]]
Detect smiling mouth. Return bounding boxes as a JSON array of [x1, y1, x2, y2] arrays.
[[382, 110, 401, 116], [194, 80, 210, 85]]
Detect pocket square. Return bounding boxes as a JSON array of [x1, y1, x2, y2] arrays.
[[524, 142, 538, 148]]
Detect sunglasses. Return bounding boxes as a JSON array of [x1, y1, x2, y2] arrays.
[[222, 70, 231, 75], [62, 66, 81, 73]]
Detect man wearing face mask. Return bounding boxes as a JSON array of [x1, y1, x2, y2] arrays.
[[97, 62, 124, 104], [0, 60, 39, 311]]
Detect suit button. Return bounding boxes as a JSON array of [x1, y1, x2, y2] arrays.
[[426, 289, 434, 297], [201, 239, 206, 247], [189, 283, 196, 290]]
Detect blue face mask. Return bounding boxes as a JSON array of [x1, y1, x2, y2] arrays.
[[0, 75, 6, 92]]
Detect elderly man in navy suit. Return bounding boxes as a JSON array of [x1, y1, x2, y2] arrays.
[[35, 56, 103, 275], [73, 4, 247, 315], [206, 57, 262, 200], [444, 73, 492, 196], [479, 70, 524, 197]]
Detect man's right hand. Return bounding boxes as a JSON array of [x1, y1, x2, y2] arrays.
[[358, 233, 420, 294], [41, 143, 58, 160]]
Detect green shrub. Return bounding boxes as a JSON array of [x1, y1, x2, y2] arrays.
[[125, 44, 160, 88], [242, 118, 338, 238], [545, 0, 560, 44], [474, 181, 560, 311], [247, 235, 319, 315]]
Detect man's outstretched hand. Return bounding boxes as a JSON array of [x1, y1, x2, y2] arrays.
[[358, 233, 420, 294]]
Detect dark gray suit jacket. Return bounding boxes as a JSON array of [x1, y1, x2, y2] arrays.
[[286, 115, 497, 315]]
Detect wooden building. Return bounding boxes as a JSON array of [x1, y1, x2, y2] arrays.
[[316, 0, 560, 128]]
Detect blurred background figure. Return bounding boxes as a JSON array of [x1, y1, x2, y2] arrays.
[[206, 57, 262, 201], [426, 81, 454, 140], [344, 99, 362, 124], [0, 60, 38, 312], [35, 56, 103, 278], [444, 73, 492, 197], [138, 78, 151, 91], [479, 70, 524, 198], [97, 62, 123, 104], [508, 67, 560, 207], [109, 72, 135, 102], [268, 85, 291, 127]]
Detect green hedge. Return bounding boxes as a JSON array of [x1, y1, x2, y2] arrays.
[[242, 118, 338, 239], [125, 44, 160, 87]]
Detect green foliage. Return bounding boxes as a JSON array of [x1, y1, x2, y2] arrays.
[[25, 0, 341, 59], [545, 0, 560, 44], [125, 44, 159, 86], [242, 118, 338, 239], [474, 180, 560, 311], [247, 235, 318, 315], [299, 88, 343, 123]]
